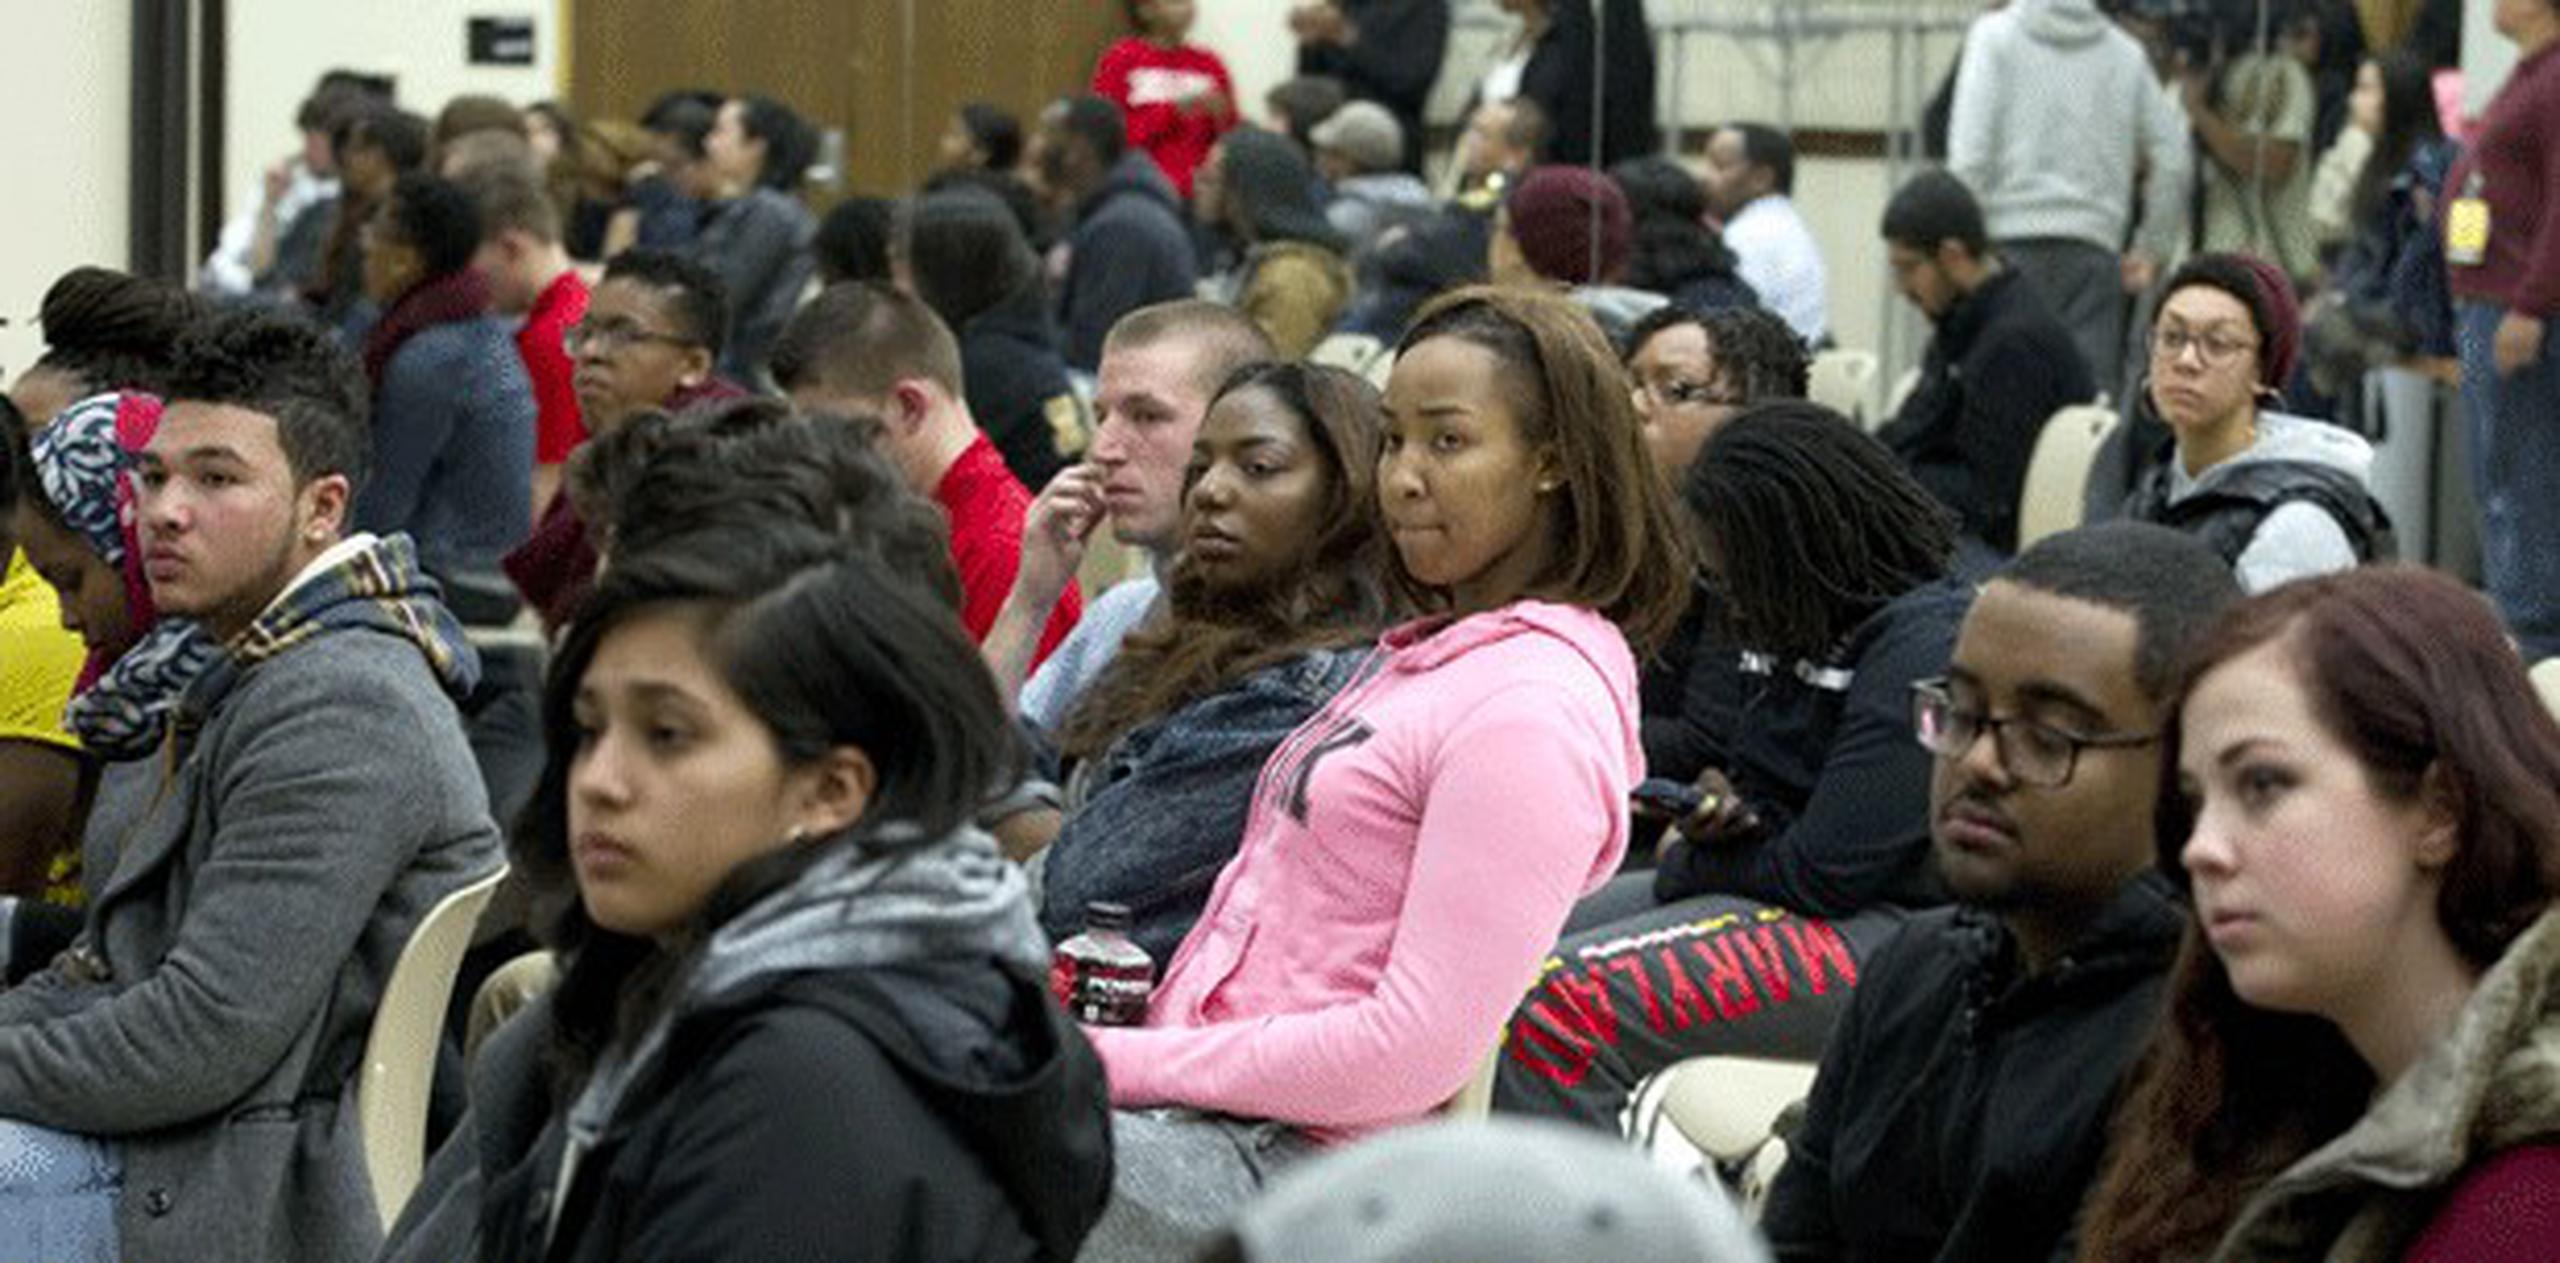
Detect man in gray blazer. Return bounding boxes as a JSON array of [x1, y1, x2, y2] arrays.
[[0, 308, 503, 1262]]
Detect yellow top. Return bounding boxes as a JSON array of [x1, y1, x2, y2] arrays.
[[0, 547, 86, 755]]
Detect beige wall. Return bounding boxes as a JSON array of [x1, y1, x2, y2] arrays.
[[0, 5, 132, 380], [220, 0, 564, 230]]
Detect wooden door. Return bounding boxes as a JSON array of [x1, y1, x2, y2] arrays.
[[568, 0, 1123, 198]]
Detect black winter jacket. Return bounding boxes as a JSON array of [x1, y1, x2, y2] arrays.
[[1880, 269, 2096, 553], [1060, 154, 1201, 372], [383, 959, 1113, 1263], [1298, 0, 1451, 173], [1654, 578, 1969, 916], [1762, 873, 2185, 1263]]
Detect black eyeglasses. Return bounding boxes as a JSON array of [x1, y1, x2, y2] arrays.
[[562, 320, 696, 355], [1910, 678, 2159, 789], [1632, 378, 1746, 411]]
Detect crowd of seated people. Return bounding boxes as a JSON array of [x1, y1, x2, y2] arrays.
[[0, 1, 2549, 1257]]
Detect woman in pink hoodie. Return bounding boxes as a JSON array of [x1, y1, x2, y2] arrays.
[[1077, 286, 1692, 1258]]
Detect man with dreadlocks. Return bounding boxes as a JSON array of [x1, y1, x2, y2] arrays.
[[1494, 401, 1970, 1129]]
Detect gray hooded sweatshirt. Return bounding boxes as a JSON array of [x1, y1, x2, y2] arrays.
[[2166, 411, 2374, 592], [1948, 0, 2192, 259]]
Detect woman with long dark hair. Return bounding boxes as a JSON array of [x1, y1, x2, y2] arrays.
[[2079, 566, 2560, 1261], [1610, 157, 1757, 315], [2304, 48, 2459, 401], [414, 526, 1111, 1262], [1040, 361, 1402, 963]]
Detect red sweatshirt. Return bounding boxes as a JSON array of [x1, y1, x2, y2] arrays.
[[1092, 36, 1235, 199], [2447, 41, 2560, 317]]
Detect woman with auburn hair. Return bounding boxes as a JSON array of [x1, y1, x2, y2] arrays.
[[2079, 566, 2560, 1262], [1075, 286, 1688, 1260], [1040, 361, 1403, 963]]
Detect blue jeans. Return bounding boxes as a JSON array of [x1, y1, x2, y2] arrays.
[[0, 1118, 118, 1261], [2457, 302, 2560, 660]]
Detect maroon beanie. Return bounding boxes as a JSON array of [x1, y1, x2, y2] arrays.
[[1505, 165, 1634, 286], [2162, 252, 2301, 391]]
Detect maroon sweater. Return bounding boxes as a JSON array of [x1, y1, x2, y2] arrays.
[[2448, 41, 2560, 317], [2403, 1144, 2560, 1263]]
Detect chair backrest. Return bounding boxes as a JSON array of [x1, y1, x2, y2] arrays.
[[2016, 402, 2121, 551], [360, 864, 508, 1228], [1627, 1054, 1820, 1221], [1883, 365, 1922, 421], [2534, 658, 2560, 724], [1807, 349, 1880, 426], [1307, 331, 1387, 376], [1443, 1045, 1502, 1120], [1363, 347, 1396, 392]]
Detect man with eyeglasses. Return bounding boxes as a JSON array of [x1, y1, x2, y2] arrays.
[[1761, 521, 2239, 1263], [1876, 171, 2095, 558]]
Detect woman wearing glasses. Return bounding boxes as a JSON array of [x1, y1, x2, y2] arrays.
[[511, 249, 747, 632], [1496, 401, 1970, 1128], [2123, 252, 2392, 592], [1624, 303, 1809, 787]]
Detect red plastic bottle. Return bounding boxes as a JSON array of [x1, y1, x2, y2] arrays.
[[1049, 901, 1155, 1026]]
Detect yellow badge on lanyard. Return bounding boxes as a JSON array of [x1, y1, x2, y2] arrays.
[[2447, 172, 2491, 267]]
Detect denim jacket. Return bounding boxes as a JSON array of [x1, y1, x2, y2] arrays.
[[1039, 646, 1374, 962]]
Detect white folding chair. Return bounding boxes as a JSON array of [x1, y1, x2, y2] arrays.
[[359, 865, 507, 1227], [1626, 1055, 1821, 1222], [1808, 349, 1881, 427], [2533, 659, 2560, 724], [2015, 402, 2121, 550]]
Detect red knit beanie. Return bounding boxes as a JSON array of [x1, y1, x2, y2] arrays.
[[1504, 165, 1634, 286]]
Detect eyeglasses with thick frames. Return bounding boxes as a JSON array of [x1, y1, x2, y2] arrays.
[[562, 320, 697, 356], [1910, 678, 2159, 789], [2149, 325, 2260, 369], [1632, 377, 1747, 411]]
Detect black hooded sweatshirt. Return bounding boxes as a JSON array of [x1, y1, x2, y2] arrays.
[[385, 959, 1113, 1263]]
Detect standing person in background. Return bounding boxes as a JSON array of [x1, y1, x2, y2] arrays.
[[1095, 0, 1238, 200], [1472, 0, 1658, 170], [454, 162, 589, 519], [2446, 0, 2560, 662], [1947, 0, 2191, 388], [1030, 96, 1201, 375], [1702, 123, 1828, 345], [1291, 0, 1450, 174], [2186, 2, 2322, 284], [693, 94, 819, 386]]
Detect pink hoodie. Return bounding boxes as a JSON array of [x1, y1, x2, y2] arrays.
[[1085, 600, 1641, 1143]]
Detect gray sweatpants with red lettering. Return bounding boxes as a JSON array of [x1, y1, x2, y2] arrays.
[[1491, 876, 1909, 1131]]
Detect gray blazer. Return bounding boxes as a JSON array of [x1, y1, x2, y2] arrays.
[[0, 627, 504, 1262]]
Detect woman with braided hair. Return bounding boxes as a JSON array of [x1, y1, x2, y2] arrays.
[[1496, 400, 1971, 1128]]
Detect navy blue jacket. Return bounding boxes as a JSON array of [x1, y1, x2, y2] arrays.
[[357, 316, 535, 581], [1059, 154, 1200, 372], [1654, 578, 1970, 918]]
